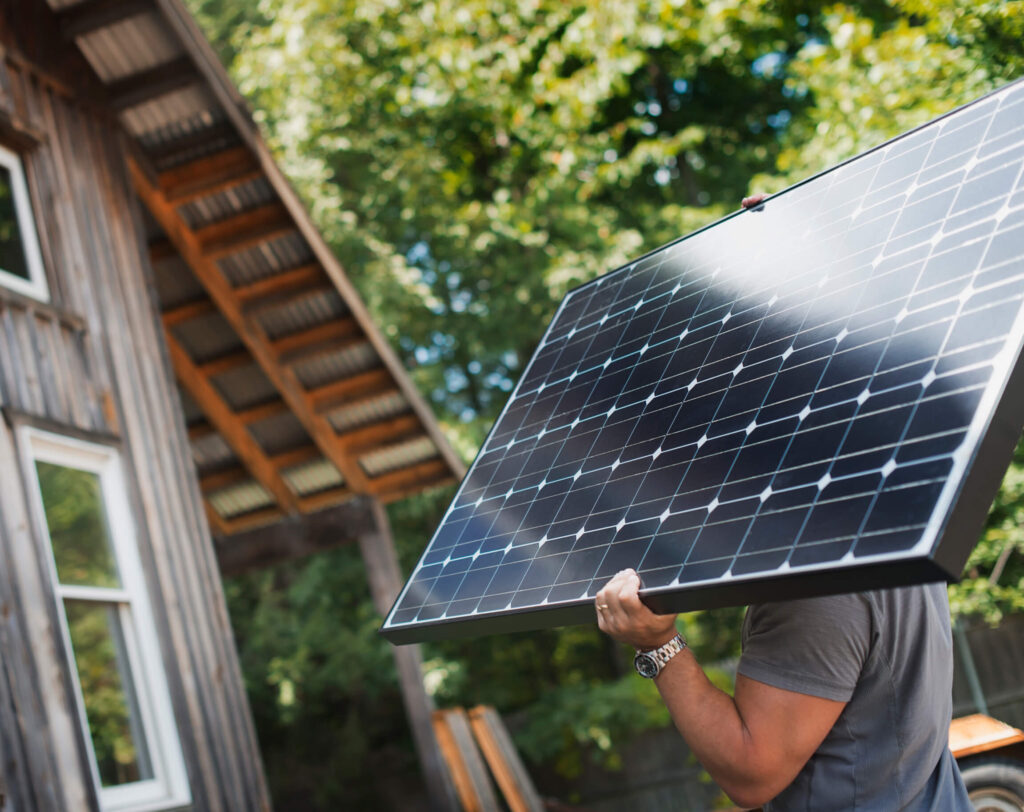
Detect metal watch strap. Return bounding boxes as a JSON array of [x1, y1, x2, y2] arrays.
[[634, 633, 687, 679]]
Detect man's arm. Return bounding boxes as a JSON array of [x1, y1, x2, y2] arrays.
[[596, 569, 845, 809]]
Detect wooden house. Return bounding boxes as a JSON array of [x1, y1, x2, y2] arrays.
[[0, 0, 464, 809]]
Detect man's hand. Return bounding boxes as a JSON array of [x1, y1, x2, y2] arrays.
[[741, 192, 768, 209], [595, 569, 678, 650], [594, 567, 847, 808]]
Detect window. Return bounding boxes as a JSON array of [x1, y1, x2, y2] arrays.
[[0, 143, 47, 300], [21, 429, 189, 812]]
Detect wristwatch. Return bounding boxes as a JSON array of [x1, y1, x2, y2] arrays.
[[634, 634, 687, 679]]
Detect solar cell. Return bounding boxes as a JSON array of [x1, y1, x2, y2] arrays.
[[383, 79, 1024, 644]]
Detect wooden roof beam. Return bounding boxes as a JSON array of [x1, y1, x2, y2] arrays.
[[130, 157, 372, 492], [58, 0, 152, 38], [162, 298, 216, 327], [187, 397, 289, 440], [196, 203, 295, 259], [160, 145, 262, 204], [167, 331, 298, 513], [213, 497, 376, 573], [309, 368, 394, 414], [275, 327, 365, 367], [371, 459, 453, 502], [244, 281, 336, 318], [198, 348, 253, 377], [235, 263, 322, 304], [200, 466, 248, 493], [271, 444, 321, 470], [145, 120, 238, 165], [106, 57, 200, 111], [337, 413, 420, 454]]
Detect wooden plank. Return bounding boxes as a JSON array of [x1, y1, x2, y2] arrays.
[[144, 120, 238, 166], [468, 707, 545, 812], [215, 497, 375, 574], [235, 399, 288, 425], [336, 413, 419, 453], [200, 466, 248, 493], [219, 506, 284, 536], [57, 0, 152, 38], [131, 143, 374, 494], [358, 501, 459, 810], [271, 444, 319, 470], [195, 203, 294, 259], [432, 709, 500, 812], [198, 348, 252, 377], [160, 146, 260, 204], [368, 458, 448, 497], [234, 263, 321, 303], [148, 237, 176, 263], [244, 281, 335, 317], [270, 318, 361, 360], [378, 474, 457, 505], [309, 368, 394, 414], [296, 485, 351, 513], [106, 57, 200, 111], [166, 332, 298, 513], [188, 421, 215, 440], [162, 298, 216, 327]]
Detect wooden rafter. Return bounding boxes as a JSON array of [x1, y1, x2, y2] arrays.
[[58, 0, 152, 38], [271, 319, 361, 360], [337, 413, 420, 453], [235, 263, 322, 304], [162, 298, 216, 327], [374, 459, 453, 503], [196, 203, 294, 259], [198, 348, 253, 377], [160, 145, 261, 204], [106, 56, 199, 111], [310, 368, 394, 414], [167, 331, 298, 512]]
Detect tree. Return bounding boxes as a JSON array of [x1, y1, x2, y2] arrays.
[[186, 0, 1024, 806]]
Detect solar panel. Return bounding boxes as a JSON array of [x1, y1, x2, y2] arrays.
[[383, 79, 1024, 644]]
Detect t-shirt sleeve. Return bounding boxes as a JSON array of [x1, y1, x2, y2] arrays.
[[737, 592, 872, 703]]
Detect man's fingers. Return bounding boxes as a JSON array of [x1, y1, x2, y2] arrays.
[[742, 192, 767, 209]]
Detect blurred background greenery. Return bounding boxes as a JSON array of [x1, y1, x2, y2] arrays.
[[183, 0, 1024, 806]]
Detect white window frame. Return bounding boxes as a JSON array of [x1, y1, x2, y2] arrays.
[[19, 428, 190, 812], [0, 143, 48, 301]]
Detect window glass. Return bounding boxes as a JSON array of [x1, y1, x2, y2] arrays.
[[0, 164, 30, 281], [35, 461, 121, 589], [64, 599, 153, 787]]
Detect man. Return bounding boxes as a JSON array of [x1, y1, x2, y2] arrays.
[[594, 194, 973, 811]]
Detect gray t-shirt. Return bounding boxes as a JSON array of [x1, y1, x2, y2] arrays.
[[738, 583, 972, 811]]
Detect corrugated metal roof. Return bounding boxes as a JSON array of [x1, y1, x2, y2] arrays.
[[208, 481, 274, 519], [217, 234, 316, 287], [282, 458, 344, 496], [256, 292, 347, 341], [122, 85, 220, 141], [75, 13, 182, 82], [360, 437, 439, 477], [212, 365, 279, 411], [152, 257, 206, 309], [44, 0, 464, 538], [178, 178, 278, 231], [248, 411, 311, 456], [293, 342, 378, 389], [191, 432, 236, 469], [326, 390, 409, 433], [171, 311, 241, 363]]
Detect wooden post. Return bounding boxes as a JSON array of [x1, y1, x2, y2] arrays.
[[358, 500, 459, 811]]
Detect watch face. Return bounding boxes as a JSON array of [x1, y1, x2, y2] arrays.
[[634, 652, 659, 679]]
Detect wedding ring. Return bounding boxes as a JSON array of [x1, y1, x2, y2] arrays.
[[597, 603, 610, 611]]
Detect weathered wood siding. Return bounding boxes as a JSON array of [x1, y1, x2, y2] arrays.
[[0, 17, 270, 812]]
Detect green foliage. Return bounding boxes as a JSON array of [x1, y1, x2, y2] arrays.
[[185, 0, 1024, 804]]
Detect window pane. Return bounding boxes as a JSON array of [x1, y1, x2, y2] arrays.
[[64, 600, 153, 788], [0, 165, 30, 281], [35, 461, 121, 588]]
